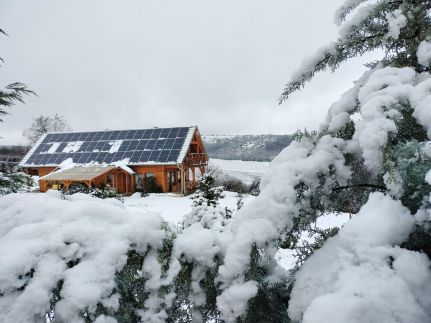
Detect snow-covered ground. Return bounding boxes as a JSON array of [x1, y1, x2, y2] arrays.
[[124, 191, 255, 224], [209, 158, 270, 184]]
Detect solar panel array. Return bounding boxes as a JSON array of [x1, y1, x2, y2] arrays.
[[21, 127, 193, 166]]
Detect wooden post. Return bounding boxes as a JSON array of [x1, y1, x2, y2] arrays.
[[64, 180, 71, 191], [125, 174, 128, 193], [191, 166, 196, 186], [199, 165, 205, 176], [180, 165, 185, 195]]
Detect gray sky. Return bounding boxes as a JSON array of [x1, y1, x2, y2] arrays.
[[1, 0, 373, 145]]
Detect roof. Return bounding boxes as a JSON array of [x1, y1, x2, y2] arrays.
[[20, 126, 197, 167], [39, 165, 133, 181]]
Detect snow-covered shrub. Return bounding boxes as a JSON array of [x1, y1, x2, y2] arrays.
[[63, 184, 123, 202], [0, 191, 167, 322], [289, 193, 431, 323], [0, 169, 33, 195], [248, 179, 261, 196], [135, 176, 163, 196], [216, 177, 249, 195], [191, 171, 224, 207]]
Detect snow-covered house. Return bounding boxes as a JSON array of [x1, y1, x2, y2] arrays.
[[19, 126, 208, 194]]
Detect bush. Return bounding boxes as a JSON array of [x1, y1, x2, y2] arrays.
[[135, 176, 163, 196], [62, 184, 123, 202], [0, 169, 34, 195], [191, 171, 224, 207], [218, 177, 249, 194]]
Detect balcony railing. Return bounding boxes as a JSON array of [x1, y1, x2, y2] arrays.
[[185, 153, 208, 165]]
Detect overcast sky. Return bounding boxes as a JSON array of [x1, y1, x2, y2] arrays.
[[1, 0, 375, 144]]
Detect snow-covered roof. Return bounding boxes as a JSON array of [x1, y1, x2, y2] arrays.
[[20, 126, 199, 167], [39, 165, 133, 181]]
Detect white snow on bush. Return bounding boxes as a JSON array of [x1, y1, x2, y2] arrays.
[[0, 191, 165, 323], [289, 42, 337, 85], [323, 68, 373, 132], [353, 67, 415, 172], [288, 193, 431, 323], [385, 9, 407, 40], [216, 281, 258, 323], [338, 2, 379, 39], [417, 40, 431, 68], [410, 76, 431, 138], [215, 134, 351, 317], [322, 66, 431, 173], [333, 0, 366, 26]]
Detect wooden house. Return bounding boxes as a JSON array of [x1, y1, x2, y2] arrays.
[[20, 126, 208, 194]]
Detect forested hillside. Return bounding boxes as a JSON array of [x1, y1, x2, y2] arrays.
[[203, 135, 292, 161]]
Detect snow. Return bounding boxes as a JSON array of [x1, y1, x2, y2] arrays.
[[62, 141, 84, 153], [111, 158, 133, 173], [385, 9, 407, 40], [0, 191, 166, 322], [216, 281, 258, 323], [333, 0, 366, 25], [289, 42, 337, 85], [202, 135, 236, 144], [59, 157, 75, 170], [0, 173, 260, 322], [108, 140, 123, 153], [323, 68, 373, 132], [353, 67, 416, 173], [46, 142, 61, 154], [175, 223, 221, 267], [288, 193, 431, 323], [411, 75, 431, 138], [338, 2, 379, 39], [124, 191, 254, 224], [417, 40, 431, 68], [216, 135, 351, 293], [209, 158, 269, 184], [118, 164, 134, 174]]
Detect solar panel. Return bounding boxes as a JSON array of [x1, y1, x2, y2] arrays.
[[20, 126, 194, 166]]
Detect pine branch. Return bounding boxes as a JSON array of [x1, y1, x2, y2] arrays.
[[332, 183, 387, 192], [0, 83, 37, 122]]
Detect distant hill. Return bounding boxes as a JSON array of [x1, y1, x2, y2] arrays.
[[202, 134, 293, 162]]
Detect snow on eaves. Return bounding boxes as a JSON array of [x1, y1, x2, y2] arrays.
[[19, 134, 48, 167], [177, 126, 196, 164]]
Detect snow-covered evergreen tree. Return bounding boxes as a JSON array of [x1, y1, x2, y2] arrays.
[[275, 1, 431, 322], [191, 171, 224, 207], [0, 169, 33, 195]]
